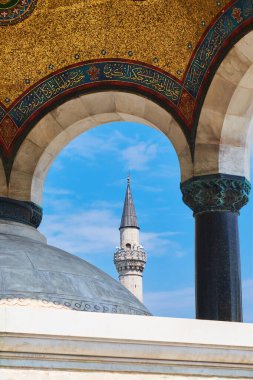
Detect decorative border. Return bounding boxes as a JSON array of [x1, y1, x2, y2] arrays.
[[10, 61, 182, 128], [0, 294, 151, 315], [0, 0, 252, 168], [0, 0, 37, 26], [184, 0, 253, 97]]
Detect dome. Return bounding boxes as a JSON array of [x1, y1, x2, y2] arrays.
[[0, 221, 150, 316]]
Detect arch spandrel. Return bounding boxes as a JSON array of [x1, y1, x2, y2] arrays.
[[196, 31, 253, 180], [8, 92, 192, 205]]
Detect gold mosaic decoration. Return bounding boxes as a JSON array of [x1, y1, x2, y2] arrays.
[[0, 0, 231, 104]]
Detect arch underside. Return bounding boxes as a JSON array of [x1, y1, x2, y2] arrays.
[[8, 91, 192, 205], [0, 0, 251, 168], [0, 2, 252, 203], [197, 31, 253, 181]]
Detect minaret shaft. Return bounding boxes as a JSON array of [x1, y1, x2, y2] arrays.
[[119, 271, 143, 303], [120, 227, 139, 249], [114, 178, 146, 302]]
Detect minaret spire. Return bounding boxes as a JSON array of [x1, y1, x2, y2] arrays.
[[114, 178, 147, 302], [120, 176, 139, 230]]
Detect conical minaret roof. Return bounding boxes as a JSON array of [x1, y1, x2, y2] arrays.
[[120, 177, 139, 230]]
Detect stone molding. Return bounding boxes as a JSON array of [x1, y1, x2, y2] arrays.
[[181, 174, 251, 215], [114, 248, 147, 273], [0, 294, 149, 316], [2, 306, 253, 378], [0, 197, 42, 228]]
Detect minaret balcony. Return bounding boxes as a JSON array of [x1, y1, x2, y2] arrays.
[[114, 247, 147, 274]]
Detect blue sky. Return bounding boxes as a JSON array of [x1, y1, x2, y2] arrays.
[[39, 121, 253, 321]]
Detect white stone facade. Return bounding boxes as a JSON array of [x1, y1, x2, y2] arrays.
[[1, 306, 253, 379]]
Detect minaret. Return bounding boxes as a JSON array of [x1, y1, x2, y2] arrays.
[[114, 177, 147, 302]]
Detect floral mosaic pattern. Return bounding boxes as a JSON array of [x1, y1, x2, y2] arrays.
[[0, 0, 37, 26]]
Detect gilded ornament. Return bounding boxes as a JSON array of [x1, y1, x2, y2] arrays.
[[0, 0, 37, 26], [0, 0, 231, 103]]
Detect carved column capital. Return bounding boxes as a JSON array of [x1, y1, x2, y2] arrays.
[[180, 174, 251, 215], [0, 197, 43, 228]]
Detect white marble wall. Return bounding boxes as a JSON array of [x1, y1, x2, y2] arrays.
[[1, 306, 253, 379]]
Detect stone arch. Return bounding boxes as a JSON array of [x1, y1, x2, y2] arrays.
[[195, 31, 253, 180], [8, 91, 192, 205]]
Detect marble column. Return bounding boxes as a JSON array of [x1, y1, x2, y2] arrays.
[[181, 174, 251, 322]]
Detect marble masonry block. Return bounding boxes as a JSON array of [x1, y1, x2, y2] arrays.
[[219, 145, 249, 180], [44, 129, 74, 156], [235, 32, 253, 64], [227, 86, 253, 118], [178, 145, 193, 182], [239, 64, 253, 90], [28, 112, 64, 149], [218, 46, 251, 86], [118, 112, 154, 128], [80, 92, 116, 116], [33, 150, 54, 180], [51, 97, 90, 129], [197, 109, 224, 145], [194, 143, 220, 176], [144, 99, 173, 135], [31, 175, 46, 205], [114, 92, 146, 118], [8, 170, 33, 201], [91, 112, 123, 125], [64, 116, 99, 140], [12, 139, 43, 174], [203, 74, 236, 115], [221, 114, 250, 147], [168, 120, 189, 157]]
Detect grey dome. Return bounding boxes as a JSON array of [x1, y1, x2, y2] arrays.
[[0, 222, 150, 315]]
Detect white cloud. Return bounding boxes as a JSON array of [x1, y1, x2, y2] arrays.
[[40, 208, 119, 256], [141, 231, 187, 258], [40, 202, 186, 260], [56, 133, 116, 163], [55, 129, 161, 172], [44, 187, 72, 196], [120, 142, 158, 171]]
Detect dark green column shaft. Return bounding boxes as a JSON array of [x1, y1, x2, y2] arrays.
[[181, 174, 251, 322], [195, 211, 242, 321]]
